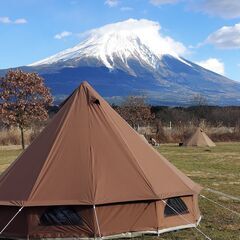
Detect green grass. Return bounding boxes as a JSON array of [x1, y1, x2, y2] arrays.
[[0, 143, 239, 239], [0, 148, 21, 174]]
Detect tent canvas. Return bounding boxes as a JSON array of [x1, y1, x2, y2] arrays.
[[139, 134, 149, 144], [0, 82, 202, 239], [184, 128, 216, 147]]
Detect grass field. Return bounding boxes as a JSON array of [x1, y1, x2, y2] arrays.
[[0, 143, 239, 239]]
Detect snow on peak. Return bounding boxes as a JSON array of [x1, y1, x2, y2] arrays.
[[29, 19, 189, 68]]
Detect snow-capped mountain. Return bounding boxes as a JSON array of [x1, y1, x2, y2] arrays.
[[29, 19, 189, 75], [1, 19, 240, 105]]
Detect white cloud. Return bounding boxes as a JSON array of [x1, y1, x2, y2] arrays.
[[196, 58, 225, 75], [195, 0, 240, 19], [14, 18, 27, 24], [206, 23, 240, 49], [54, 31, 72, 40], [105, 0, 119, 7], [0, 16, 27, 24], [150, 0, 180, 5], [0, 17, 11, 24], [86, 19, 187, 56]]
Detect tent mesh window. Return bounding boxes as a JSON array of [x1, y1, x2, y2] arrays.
[[164, 197, 189, 217], [40, 206, 83, 226]]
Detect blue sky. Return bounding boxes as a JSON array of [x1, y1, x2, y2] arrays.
[[0, 0, 240, 82]]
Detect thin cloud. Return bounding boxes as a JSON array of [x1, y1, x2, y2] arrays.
[[105, 0, 119, 7], [193, 0, 240, 19], [120, 6, 133, 11], [14, 18, 27, 24], [150, 0, 180, 6], [54, 31, 72, 40], [0, 16, 27, 24], [0, 17, 11, 24], [150, 0, 240, 19]]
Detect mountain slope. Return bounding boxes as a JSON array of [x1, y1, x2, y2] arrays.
[[1, 19, 240, 105]]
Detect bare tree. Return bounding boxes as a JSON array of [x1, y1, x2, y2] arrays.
[[115, 96, 154, 129], [191, 94, 208, 106], [0, 69, 53, 149]]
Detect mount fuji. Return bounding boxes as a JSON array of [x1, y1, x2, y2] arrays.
[[1, 19, 240, 105]]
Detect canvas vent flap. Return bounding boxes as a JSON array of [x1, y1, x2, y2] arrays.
[[40, 206, 83, 226], [164, 197, 189, 217]]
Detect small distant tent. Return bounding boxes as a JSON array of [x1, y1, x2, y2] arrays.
[[184, 127, 216, 147], [0, 82, 202, 239]]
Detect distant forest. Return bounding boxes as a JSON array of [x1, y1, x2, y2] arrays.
[[1, 103, 240, 145], [151, 106, 240, 127], [1, 104, 239, 129], [47, 105, 240, 127]]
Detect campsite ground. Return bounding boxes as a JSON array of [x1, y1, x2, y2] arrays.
[[0, 142, 239, 240]]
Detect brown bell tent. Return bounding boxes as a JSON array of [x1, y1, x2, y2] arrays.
[[139, 134, 149, 144], [184, 127, 216, 147], [0, 82, 202, 239]]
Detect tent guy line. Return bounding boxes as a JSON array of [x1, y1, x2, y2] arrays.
[[0, 206, 24, 235], [200, 195, 240, 217], [93, 205, 102, 239], [162, 200, 212, 240], [205, 188, 240, 202]]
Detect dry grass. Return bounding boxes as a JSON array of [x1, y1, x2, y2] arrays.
[[0, 128, 41, 146], [0, 129, 21, 145], [1, 124, 239, 146], [155, 124, 240, 143], [0, 147, 21, 174]]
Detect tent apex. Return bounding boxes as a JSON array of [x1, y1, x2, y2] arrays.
[[81, 80, 91, 88]]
